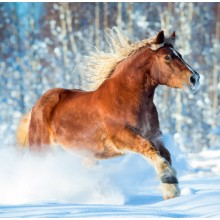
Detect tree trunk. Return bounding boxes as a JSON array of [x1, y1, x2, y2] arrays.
[[212, 3, 220, 125], [127, 2, 133, 34], [117, 2, 122, 27], [60, 3, 68, 68], [95, 2, 100, 47], [103, 2, 108, 30], [65, 2, 77, 54]]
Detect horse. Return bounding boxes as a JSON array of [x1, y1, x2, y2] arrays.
[[17, 28, 200, 200]]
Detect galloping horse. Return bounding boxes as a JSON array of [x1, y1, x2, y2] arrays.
[[17, 28, 200, 200]]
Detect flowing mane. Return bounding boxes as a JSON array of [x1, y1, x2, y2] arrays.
[[80, 27, 175, 90]]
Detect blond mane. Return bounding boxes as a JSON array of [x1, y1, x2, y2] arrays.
[[79, 27, 173, 91]]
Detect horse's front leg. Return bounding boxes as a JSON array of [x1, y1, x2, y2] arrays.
[[149, 133, 181, 199], [111, 128, 180, 200]]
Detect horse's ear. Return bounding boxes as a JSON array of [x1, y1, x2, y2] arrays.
[[170, 31, 176, 39], [169, 31, 176, 47], [155, 30, 165, 44]]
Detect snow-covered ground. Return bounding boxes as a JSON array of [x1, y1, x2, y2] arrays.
[[0, 135, 220, 218]]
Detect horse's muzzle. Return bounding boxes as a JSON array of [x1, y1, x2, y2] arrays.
[[189, 71, 200, 93]]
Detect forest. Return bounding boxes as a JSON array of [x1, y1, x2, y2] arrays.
[[0, 2, 219, 152]]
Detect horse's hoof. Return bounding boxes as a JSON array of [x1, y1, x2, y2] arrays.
[[160, 183, 180, 200], [163, 194, 178, 200]]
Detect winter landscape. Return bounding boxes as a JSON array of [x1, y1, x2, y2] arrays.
[[0, 2, 220, 218], [0, 138, 220, 218]]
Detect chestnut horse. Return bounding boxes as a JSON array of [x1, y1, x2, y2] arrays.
[[17, 28, 200, 200]]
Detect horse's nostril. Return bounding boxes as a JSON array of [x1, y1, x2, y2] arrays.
[[190, 75, 196, 85]]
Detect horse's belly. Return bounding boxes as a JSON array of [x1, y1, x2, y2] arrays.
[[53, 123, 101, 149], [52, 120, 124, 158], [51, 115, 109, 156]]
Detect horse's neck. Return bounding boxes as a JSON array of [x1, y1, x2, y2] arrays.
[[100, 49, 159, 132], [111, 47, 157, 101]]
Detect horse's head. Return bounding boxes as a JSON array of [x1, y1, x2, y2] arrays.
[[150, 31, 200, 93]]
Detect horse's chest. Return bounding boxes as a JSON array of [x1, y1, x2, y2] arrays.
[[138, 106, 160, 138]]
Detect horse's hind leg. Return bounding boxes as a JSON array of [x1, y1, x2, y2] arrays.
[[29, 109, 51, 151], [111, 128, 180, 200], [28, 90, 61, 151]]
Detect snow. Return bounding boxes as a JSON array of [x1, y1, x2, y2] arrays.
[[0, 136, 220, 218], [0, 177, 220, 217]]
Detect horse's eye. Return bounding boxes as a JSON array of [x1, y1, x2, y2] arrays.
[[164, 55, 172, 61]]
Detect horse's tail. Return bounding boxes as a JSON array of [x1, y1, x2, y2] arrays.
[[16, 110, 32, 147]]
